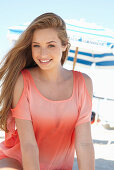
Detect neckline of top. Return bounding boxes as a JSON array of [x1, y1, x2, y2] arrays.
[[25, 69, 75, 103]]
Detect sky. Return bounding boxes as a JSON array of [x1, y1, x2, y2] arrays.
[[0, 0, 114, 56]]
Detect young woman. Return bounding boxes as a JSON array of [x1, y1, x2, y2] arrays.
[[0, 13, 95, 170]]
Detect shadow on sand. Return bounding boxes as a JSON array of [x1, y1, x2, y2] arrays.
[[95, 158, 114, 170], [93, 139, 114, 145], [72, 158, 114, 170]]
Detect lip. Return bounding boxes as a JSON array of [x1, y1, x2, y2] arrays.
[[39, 59, 52, 61], [38, 59, 52, 65]]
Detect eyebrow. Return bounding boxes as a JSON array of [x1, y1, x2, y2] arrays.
[[32, 41, 57, 44]]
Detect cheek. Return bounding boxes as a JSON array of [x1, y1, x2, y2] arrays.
[[32, 48, 40, 57], [51, 47, 63, 55], [54, 50, 63, 61]]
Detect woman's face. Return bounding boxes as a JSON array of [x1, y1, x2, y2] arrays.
[[31, 28, 67, 70]]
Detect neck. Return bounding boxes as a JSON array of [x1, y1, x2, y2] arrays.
[[36, 66, 66, 83]]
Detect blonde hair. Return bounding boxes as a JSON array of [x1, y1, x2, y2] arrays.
[[0, 12, 70, 132]]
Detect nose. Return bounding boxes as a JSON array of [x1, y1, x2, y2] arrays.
[[40, 48, 48, 58]]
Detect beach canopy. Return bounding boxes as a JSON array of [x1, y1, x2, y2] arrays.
[[7, 20, 114, 69], [67, 46, 114, 69]]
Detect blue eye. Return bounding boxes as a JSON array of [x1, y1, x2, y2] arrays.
[[48, 44, 55, 48], [33, 45, 40, 47]]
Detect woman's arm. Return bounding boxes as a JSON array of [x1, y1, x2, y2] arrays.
[[12, 73, 40, 170], [15, 118, 40, 170], [75, 122, 95, 170], [75, 74, 95, 170]]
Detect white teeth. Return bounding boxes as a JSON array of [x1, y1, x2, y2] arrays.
[[39, 59, 51, 63]]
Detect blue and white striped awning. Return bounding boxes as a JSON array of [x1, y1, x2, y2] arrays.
[[67, 47, 114, 69], [7, 20, 114, 68], [66, 22, 114, 50]]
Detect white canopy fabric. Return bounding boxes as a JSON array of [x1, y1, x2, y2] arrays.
[[66, 21, 114, 69], [7, 20, 114, 69]]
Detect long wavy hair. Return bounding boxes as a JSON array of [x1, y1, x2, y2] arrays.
[[0, 12, 70, 132]]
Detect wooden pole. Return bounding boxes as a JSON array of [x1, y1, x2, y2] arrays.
[[73, 47, 79, 70]]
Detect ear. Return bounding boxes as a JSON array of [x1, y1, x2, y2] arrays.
[[62, 44, 67, 52]]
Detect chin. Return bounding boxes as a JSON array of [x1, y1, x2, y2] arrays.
[[37, 65, 54, 71]]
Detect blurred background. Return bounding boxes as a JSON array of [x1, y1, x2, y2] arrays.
[[0, 0, 114, 169]]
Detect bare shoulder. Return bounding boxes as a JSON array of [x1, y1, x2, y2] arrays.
[[82, 73, 92, 84], [12, 67, 36, 109], [12, 72, 24, 109], [12, 71, 37, 148], [82, 73, 93, 100]]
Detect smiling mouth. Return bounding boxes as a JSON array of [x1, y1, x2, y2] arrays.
[[39, 59, 52, 64]]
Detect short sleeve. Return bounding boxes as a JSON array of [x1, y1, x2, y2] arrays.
[[11, 70, 31, 121], [75, 73, 92, 127]]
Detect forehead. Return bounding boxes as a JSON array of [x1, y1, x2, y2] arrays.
[[32, 28, 60, 42]]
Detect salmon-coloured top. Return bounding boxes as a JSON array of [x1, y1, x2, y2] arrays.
[[0, 69, 92, 170]]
